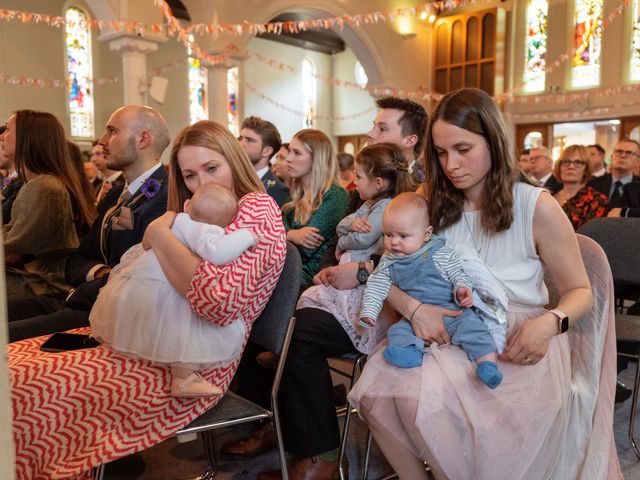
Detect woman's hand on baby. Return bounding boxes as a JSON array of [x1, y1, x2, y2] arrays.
[[350, 217, 373, 233], [142, 211, 177, 250], [456, 287, 473, 307], [288, 227, 324, 249], [499, 312, 556, 366], [411, 304, 460, 345], [313, 263, 360, 290]]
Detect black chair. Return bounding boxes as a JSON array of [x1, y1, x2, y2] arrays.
[[176, 242, 302, 479], [578, 218, 640, 457], [94, 242, 302, 479]]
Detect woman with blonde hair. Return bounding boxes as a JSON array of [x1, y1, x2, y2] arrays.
[[283, 128, 349, 287], [553, 144, 608, 230], [1, 110, 97, 299]]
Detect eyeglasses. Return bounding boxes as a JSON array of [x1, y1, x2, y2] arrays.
[[559, 160, 586, 167], [613, 149, 639, 158]]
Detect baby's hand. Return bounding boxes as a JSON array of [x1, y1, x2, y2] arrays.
[[456, 287, 473, 307], [359, 317, 376, 328], [250, 232, 261, 250], [335, 248, 344, 261], [350, 217, 373, 233]]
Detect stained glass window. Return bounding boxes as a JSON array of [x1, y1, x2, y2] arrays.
[[188, 35, 207, 124], [227, 67, 239, 136], [631, 0, 640, 81], [302, 59, 316, 128], [571, 0, 603, 88], [65, 7, 94, 138], [523, 0, 548, 92]]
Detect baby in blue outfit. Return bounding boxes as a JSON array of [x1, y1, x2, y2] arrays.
[[360, 192, 502, 389]]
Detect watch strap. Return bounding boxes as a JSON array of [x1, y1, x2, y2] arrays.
[[549, 309, 569, 334]]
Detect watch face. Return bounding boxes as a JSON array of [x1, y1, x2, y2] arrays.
[[357, 267, 368, 283]]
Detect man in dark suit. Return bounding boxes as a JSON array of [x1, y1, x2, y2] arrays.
[[8, 105, 171, 342], [529, 146, 563, 194], [588, 138, 640, 215], [239, 116, 289, 207]]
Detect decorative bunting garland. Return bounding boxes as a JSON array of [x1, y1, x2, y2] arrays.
[[249, 51, 442, 101], [0, 0, 477, 37], [244, 82, 376, 122]]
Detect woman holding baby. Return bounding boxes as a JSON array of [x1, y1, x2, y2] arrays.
[[349, 88, 621, 479], [9, 120, 287, 479]]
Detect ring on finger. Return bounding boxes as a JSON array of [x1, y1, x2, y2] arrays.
[[524, 356, 533, 364]]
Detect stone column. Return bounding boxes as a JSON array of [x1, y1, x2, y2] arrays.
[[204, 64, 230, 125], [108, 37, 159, 106]]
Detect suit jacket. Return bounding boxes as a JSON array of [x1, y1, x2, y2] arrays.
[[65, 166, 169, 287], [1, 177, 24, 225], [620, 181, 640, 217], [542, 174, 563, 195], [261, 169, 289, 207], [96, 174, 126, 216], [588, 174, 640, 210]]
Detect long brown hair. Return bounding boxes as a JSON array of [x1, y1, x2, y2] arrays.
[[424, 88, 526, 234], [14, 110, 96, 233], [168, 120, 264, 212]]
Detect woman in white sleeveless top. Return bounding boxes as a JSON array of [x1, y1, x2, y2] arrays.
[[348, 88, 621, 479]]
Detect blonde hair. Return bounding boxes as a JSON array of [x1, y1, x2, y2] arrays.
[[188, 183, 238, 227], [554, 144, 591, 183], [282, 129, 339, 224], [168, 121, 264, 212], [385, 192, 430, 228]]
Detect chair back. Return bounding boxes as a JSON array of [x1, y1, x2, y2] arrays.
[[577, 217, 640, 288], [249, 242, 301, 355]]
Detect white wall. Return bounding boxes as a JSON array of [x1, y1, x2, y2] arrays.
[[332, 48, 376, 137], [242, 37, 332, 144]]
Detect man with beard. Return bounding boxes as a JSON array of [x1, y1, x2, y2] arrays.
[[239, 116, 289, 207], [8, 105, 171, 342]]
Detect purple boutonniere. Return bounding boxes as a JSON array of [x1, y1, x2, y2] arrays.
[[416, 169, 426, 183], [2, 177, 13, 187], [140, 178, 162, 199]]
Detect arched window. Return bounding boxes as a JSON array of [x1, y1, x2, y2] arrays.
[[65, 6, 94, 138], [631, 0, 640, 81], [227, 67, 239, 136], [355, 61, 368, 87], [523, 0, 548, 92], [301, 59, 316, 128], [188, 35, 207, 124], [571, 0, 603, 88]]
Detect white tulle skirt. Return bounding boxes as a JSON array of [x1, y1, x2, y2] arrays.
[[89, 245, 245, 369]]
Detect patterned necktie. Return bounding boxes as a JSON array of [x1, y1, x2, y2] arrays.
[[99, 189, 132, 263], [609, 180, 624, 208]]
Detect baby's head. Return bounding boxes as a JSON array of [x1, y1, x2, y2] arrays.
[[382, 192, 433, 256], [184, 183, 238, 227]]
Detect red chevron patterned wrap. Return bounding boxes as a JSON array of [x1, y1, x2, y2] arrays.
[[10, 192, 287, 480]]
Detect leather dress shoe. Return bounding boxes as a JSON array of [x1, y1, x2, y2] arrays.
[[221, 422, 276, 456], [615, 381, 633, 404], [258, 455, 348, 480]]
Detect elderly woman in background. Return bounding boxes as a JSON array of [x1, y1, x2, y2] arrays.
[[283, 129, 349, 288], [0, 110, 96, 300], [553, 144, 608, 230]]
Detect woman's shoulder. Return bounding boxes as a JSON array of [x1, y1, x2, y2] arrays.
[[582, 185, 608, 201], [21, 174, 66, 195], [324, 184, 349, 201], [237, 191, 284, 222]]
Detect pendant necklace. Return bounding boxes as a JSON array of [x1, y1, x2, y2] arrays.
[[463, 211, 489, 262]]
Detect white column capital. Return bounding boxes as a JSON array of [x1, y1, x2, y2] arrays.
[[107, 36, 160, 55]]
